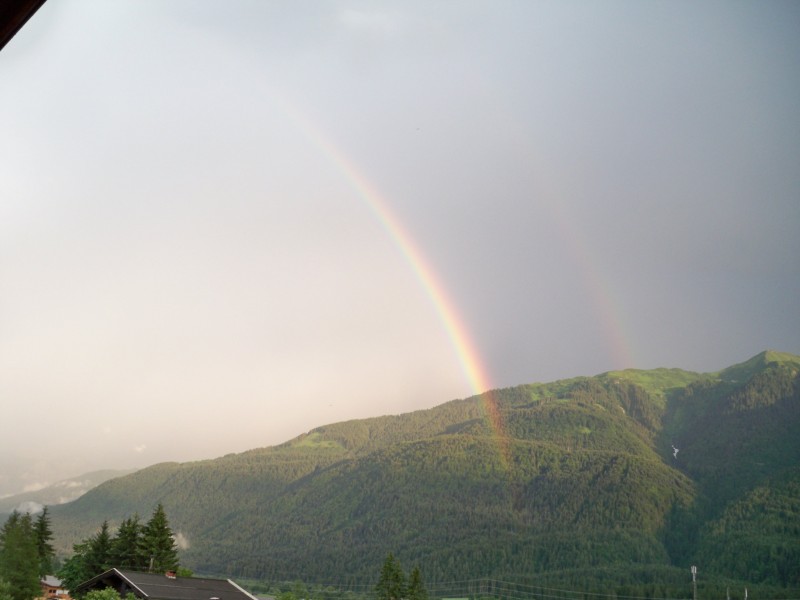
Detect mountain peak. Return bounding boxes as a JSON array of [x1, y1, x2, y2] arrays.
[[718, 350, 800, 382]]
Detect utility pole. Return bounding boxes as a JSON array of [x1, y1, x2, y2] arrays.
[[691, 566, 697, 600]]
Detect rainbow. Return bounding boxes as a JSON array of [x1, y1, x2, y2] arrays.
[[273, 92, 641, 468], [279, 101, 511, 468], [462, 83, 637, 371], [515, 147, 637, 371]]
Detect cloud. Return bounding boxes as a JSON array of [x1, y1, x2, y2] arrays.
[[16, 501, 44, 514], [173, 531, 190, 550], [134, 444, 147, 454], [53, 479, 86, 489], [22, 482, 48, 493], [338, 8, 404, 38], [53, 488, 89, 504]]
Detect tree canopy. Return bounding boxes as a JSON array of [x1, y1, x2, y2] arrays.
[[49, 353, 800, 596], [59, 503, 181, 594], [34, 507, 55, 577], [0, 511, 45, 600], [140, 503, 179, 573]]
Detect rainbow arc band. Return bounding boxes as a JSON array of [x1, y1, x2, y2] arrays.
[[281, 100, 510, 468]]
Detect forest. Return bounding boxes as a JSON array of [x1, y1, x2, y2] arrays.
[[40, 351, 800, 598]]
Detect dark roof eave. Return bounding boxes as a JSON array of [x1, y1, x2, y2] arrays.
[[0, 0, 48, 52], [73, 569, 149, 599]]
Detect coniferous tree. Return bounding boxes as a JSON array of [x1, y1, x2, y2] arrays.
[[34, 507, 55, 577], [0, 512, 41, 600], [84, 521, 112, 577], [110, 515, 144, 570], [0, 578, 13, 600], [140, 504, 178, 573], [59, 506, 182, 591], [375, 554, 406, 600], [57, 520, 113, 592], [407, 567, 428, 600], [57, 541, 92, 595]]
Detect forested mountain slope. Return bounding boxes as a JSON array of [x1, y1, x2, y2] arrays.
[[50, 351, 800, 594]]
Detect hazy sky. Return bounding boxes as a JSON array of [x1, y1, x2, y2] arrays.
[[1, 1, 798, 496]]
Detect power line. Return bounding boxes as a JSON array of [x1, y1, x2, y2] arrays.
[[243, 576, 800, 600]]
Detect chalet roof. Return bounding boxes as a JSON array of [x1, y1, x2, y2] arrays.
[[41, 575, 64, 588], [74, 569, 258, 600]]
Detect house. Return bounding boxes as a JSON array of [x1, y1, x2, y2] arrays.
[[39, 576, 72, 600], [73, 569, 259, 600]]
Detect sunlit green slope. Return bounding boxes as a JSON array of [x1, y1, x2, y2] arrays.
[[50, 351, 800, 594]]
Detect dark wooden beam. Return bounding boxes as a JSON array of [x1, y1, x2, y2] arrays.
[[0, 0, 48, 52]]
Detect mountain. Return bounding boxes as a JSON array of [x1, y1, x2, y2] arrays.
[[0, 469, 136, 519], [49, 351, 800, 595]]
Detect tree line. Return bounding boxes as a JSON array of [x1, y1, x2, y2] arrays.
[[58, 502, 185, 594], [0, 507, 55, 600], [42, 355, 800, 594], [374, 553, 428, 600], [0, 503, 185, 600]]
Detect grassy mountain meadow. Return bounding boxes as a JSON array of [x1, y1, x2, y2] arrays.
[[49, 351, 800, 595]]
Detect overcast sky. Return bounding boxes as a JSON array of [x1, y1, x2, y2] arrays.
[[1, 0, 798, 496]]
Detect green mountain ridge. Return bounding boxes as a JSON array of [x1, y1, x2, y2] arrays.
[[49, 351, 800, 594]]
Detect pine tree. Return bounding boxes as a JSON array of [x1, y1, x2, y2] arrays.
[[407, 567, 428, 600], [140, 504, 178, 573], [0, 512, 41, 600], [34, 507, 55, 577], [375, 553, 406, 600], [110, 516, 144, 570], [84, 521, 112, 577]]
